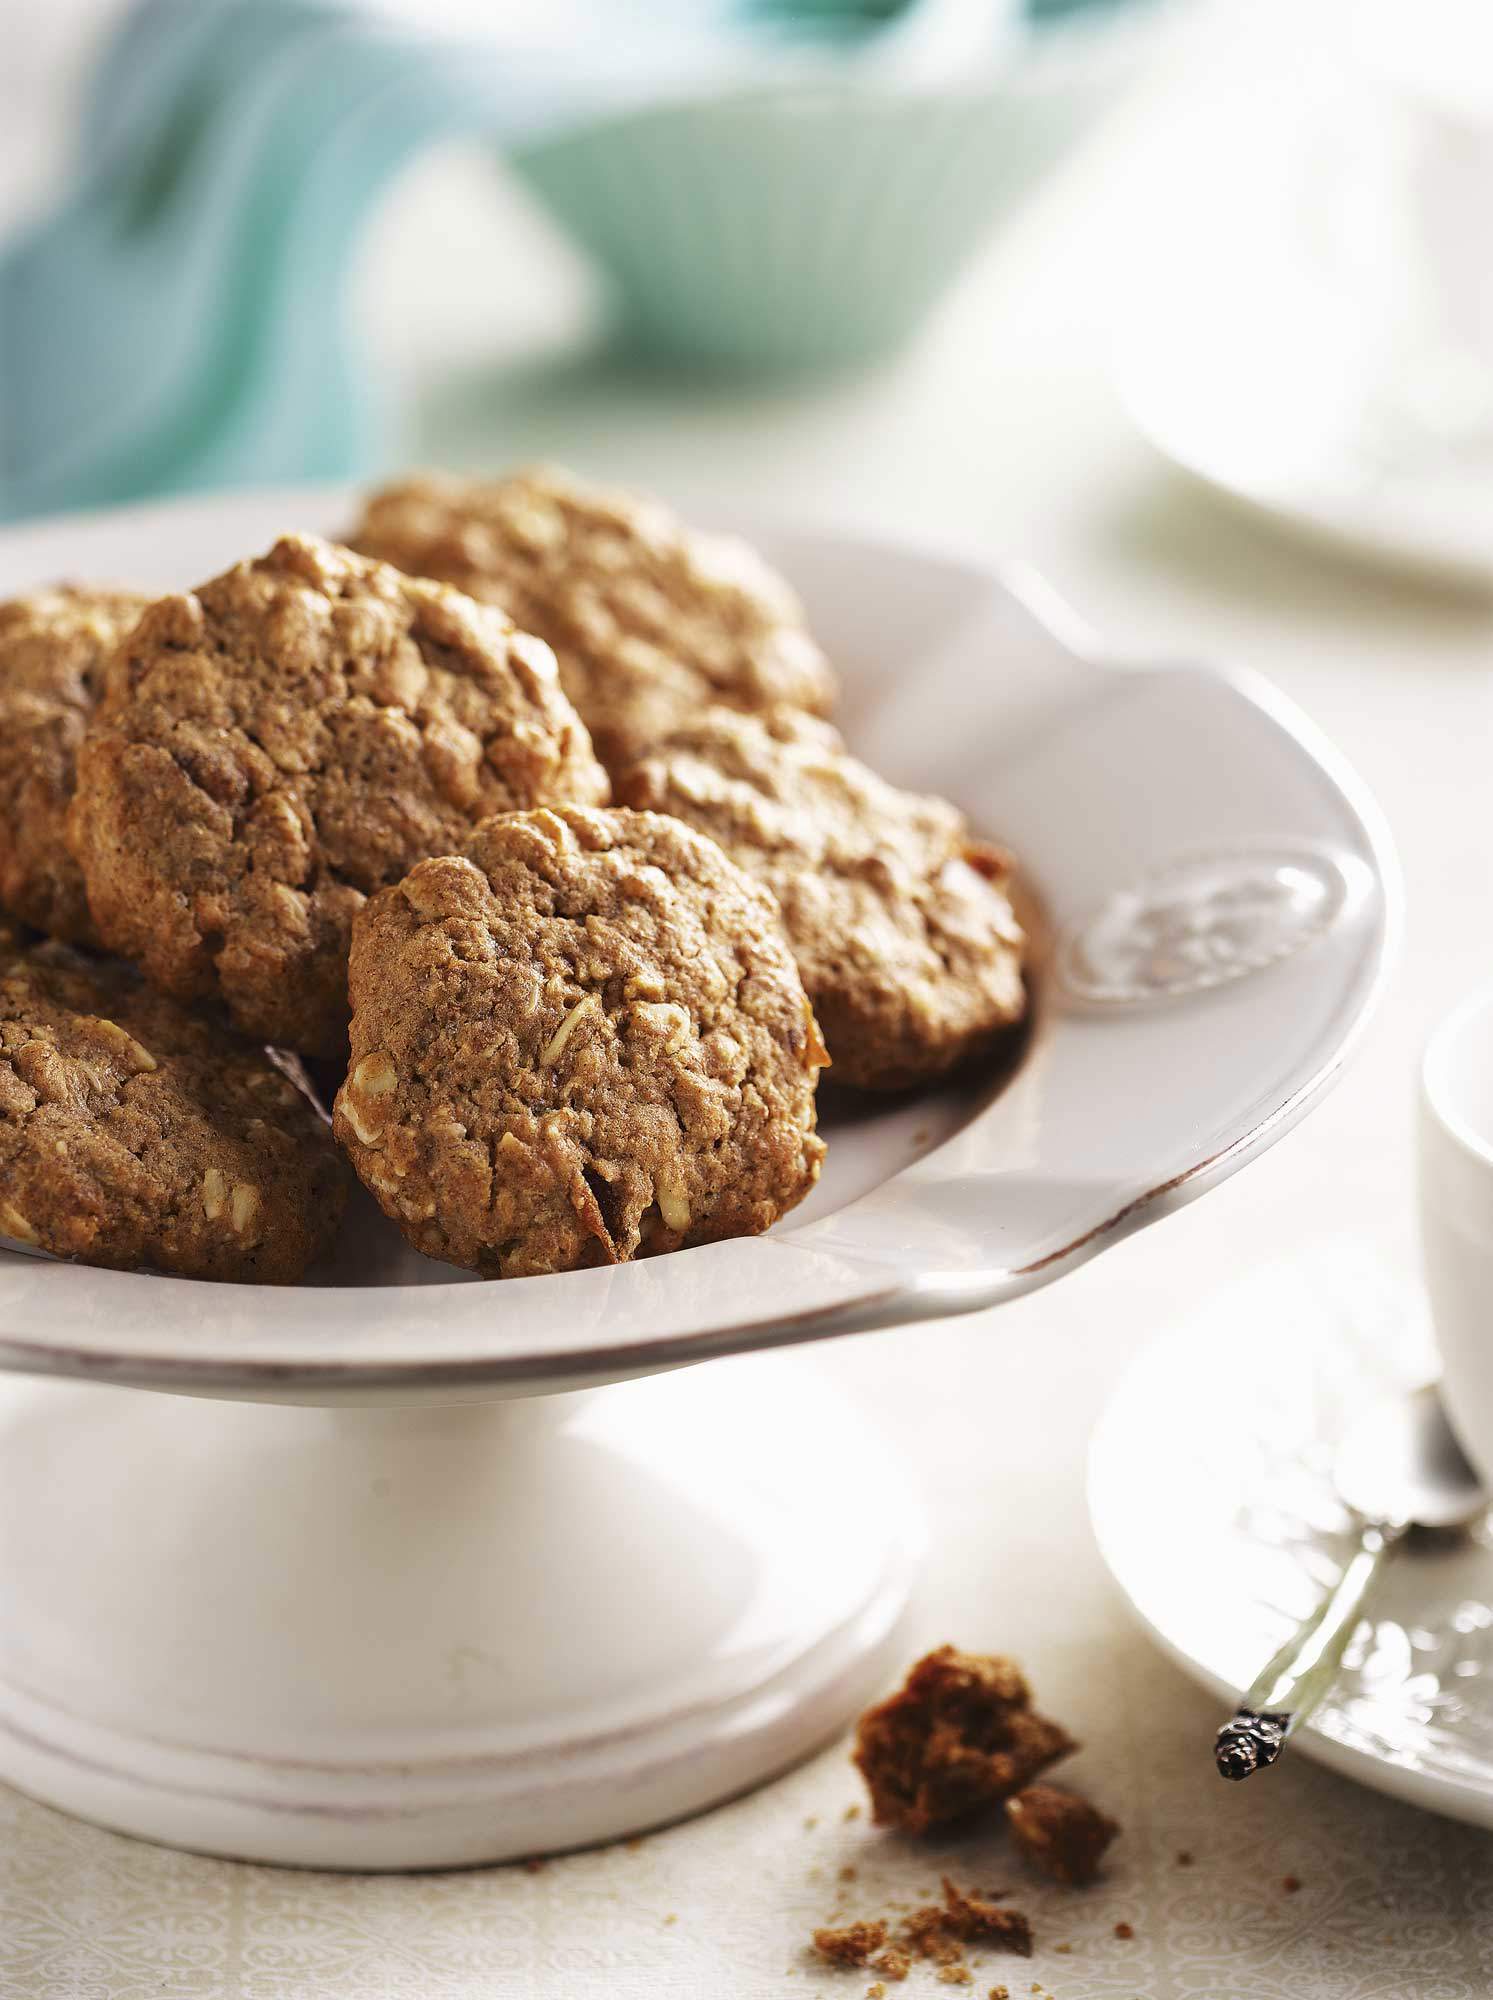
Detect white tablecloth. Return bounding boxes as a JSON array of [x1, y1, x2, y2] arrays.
[[5, 3, 1493, 1993]]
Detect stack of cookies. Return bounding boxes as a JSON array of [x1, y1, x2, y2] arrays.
[[0, 468, 1027, 1287]]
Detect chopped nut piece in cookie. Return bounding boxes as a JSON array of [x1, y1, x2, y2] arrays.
[[0, 1199, 37, 1243], [0, 938, 346, 1280], [335, 807, 827, 1277], [88, 1018, 157, 1071], [0, 585, 149, 946], [616, 707, 1025, 1089], [853, 1647, 1075, 1835], [350, 466, 836, 773], [70, 535, 607, 1056], [1006, 1786, 1120, 1888], [229, 1182, 262, 1239]]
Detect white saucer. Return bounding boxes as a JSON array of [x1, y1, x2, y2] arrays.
[[1089, 1240, 1493, 1829], [1116, 87, 1493, 591]]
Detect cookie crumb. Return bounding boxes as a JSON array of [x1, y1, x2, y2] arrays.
[[1006, 1785, 1119, 1888], [1054, 1943, 1072, 1954], [1114, 1922, 1134, 1941], [845, 1804, 862, 1822], [873, 1947, 912, 1983], [900, 1903, 960, 1967], [841, 1866, 859, 1882], [990, 1988, 1010, 1999], [814, 1922, 890, 1968], [853, 1647, 1075, 1834], [890, 1878, 1033, 1976], [1176, 1849, 1194, 1867], [805, 1816, 820, 1830], [663, 1913, 677, 1926], [1282, 1876, 1301, 1895], [938, 1879, 1034, 1958], [938, 1971, 974, 1987], [867, 1986, 886, 1999]]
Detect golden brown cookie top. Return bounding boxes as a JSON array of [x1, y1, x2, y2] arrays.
[[68, 534, 609, 1057], [0, 584, 149, 944], [615, 706, 1025, 1089], [0, 939, 346, 1282], [349, 466, 837, 770], [334, 804, 827, 1278]]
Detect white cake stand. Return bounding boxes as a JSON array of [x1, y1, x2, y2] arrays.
[[0, 491, 1395, 1868]]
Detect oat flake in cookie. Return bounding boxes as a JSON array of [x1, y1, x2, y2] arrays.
[[0, 939, 346, 1282], [617, 707, 1026, 1089], [68, 535, 608, 1058], [334, 806, 828, 1278], [0, 585, 149, 945], [349, 466, 837, 771]]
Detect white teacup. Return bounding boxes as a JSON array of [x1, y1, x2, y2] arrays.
[[1420, 986, 1493, 1483]]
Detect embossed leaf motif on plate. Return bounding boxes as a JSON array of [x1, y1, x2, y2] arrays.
[[1060, 847, 1356, 1004]]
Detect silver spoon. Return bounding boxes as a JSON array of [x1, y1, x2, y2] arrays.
[[1214, 1382, 1488, 1780]]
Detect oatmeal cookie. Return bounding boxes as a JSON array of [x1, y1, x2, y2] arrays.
[[349, 466, 836, 770], [0, 939, 346, 1281], [334, 805, 827, 1277], [616, 707, 1025, 1089], [69, 535, 608, 1057], [853, 1647, 1075, 1835], [0, 585, 148, 944]]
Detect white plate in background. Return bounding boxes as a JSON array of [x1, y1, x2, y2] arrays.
[[1091, 1242, 1493, 1829]]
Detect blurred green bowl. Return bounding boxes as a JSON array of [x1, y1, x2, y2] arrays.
[[510, 15, 1152, 372]]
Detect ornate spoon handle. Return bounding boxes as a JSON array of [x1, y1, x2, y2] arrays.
[[1214, 1518, 1407, 1779]]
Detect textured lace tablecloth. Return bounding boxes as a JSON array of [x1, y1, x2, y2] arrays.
[[5, 1, 1493, 1990], [6, 1231, 1493, 2000]]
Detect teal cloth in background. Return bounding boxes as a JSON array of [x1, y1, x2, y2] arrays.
[[0, 0, 1154, 522]]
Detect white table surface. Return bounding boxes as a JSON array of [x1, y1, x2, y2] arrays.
[[5, 3, 1493, 1994]]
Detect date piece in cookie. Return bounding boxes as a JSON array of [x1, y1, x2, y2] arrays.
[[349, 466, 836, 771], [334, 805, 827, 1277], [1005, 1785, 1120, 1887], [616, 708, 1025, 1090], [853, 1647, 1075, 1836], [69, 535, 608, 1057], [0, 585, 149, 945], [0, 941, 347, 1282]]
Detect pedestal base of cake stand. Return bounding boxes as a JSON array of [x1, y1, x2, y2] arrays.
[[0, 1351, 921, 1869]]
